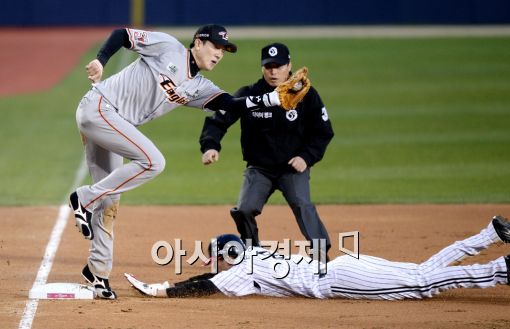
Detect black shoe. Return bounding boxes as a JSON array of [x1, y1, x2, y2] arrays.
[[492, 215, 510, 243], [69, 192, 94, 240], [82, 264, 117, 300]]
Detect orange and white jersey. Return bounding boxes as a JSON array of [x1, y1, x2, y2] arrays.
[[94, 28, 223, 126]]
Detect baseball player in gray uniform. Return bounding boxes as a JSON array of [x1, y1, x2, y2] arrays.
[[125, 215, 510, 300], [69, 24, 303, 299]]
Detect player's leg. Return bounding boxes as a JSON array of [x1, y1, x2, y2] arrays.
[[278, 169, 331, 253], [82, 140, 122, 299], [325, 254, 509, 300], [418, 216, 510, 274], [230, 166, 274, 246], [74, 94, 165, 212], [415, 256, 509, 298], [325, 255, 421, 300]]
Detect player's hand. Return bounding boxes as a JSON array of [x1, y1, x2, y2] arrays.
[[86, 59, 104, 83], [288, 156, 307, 173], [202, 149, 220, 165]]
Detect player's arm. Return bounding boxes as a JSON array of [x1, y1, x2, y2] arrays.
[[175, 272, 216, 284], [205, 91, 280, 113], [165, 279, 221, 298], [96, 29, 131, 66], [125, 272, 221, 298], [203, 66, 310, 113], [86, 29, 131, 83], [205, 67, 309, 112]]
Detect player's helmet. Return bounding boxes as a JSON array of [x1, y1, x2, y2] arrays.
[[207, 234, 246, 260]]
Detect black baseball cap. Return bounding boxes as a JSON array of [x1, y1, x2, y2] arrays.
[[191, 24, 237, 53], [261, 43, 290, 66]]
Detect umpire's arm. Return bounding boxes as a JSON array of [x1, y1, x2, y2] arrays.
[[199, 88, 245, 154]]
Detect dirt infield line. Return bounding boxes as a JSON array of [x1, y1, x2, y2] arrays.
[[18, 206, 70, 329], [17, 158, 88, 329]]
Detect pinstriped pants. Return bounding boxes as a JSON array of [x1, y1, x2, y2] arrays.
[[321, 220, 508, 300]]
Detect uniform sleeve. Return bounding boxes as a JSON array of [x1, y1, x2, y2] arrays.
[[203, 86, 279, 113], [165, 279, 220, 298], [96, 29, 132, 67], [297, 88, 335, 167], [174, 272, 216, 286], [198, 87, 245, 153], [210, 262, 258, 297], [125, 28, 177, 57]]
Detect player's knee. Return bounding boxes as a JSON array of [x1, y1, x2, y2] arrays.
[[149, 152, 166, 175], [137, 151, 165, 176]]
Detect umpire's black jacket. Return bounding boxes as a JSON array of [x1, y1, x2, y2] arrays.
[[200, 77, 334, 172]]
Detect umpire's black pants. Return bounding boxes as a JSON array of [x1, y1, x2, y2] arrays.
[[230, 166, 331, 252]]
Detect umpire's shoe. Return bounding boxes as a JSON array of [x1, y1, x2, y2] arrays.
[[492, 215, 510, 243], [69, 191, 94, 240], [82, 264, 117, 300]]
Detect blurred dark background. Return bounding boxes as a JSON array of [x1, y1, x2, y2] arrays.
[[2, 0, 509, 27]]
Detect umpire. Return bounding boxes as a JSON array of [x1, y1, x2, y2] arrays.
[[200, 43, 334, 255]]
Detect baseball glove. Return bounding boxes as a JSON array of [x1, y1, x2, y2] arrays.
[[275, 66, 311, 110]]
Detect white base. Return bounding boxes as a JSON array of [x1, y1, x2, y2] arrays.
[[29, 283, 96, 300]]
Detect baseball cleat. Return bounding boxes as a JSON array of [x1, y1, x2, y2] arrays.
[[69, 191, 94, 240], [82, 264, 117, 300], [124, 273, 170, 297], [492, 215, 510, 243]]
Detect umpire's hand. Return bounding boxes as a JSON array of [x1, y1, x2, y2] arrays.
[[202, 149, 220, 165], [288, 156, 308, 173]]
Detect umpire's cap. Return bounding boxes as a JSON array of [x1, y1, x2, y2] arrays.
[[191, 24, 237, 53], [205, 234, 245, 265], [261, 43, 290, 66]]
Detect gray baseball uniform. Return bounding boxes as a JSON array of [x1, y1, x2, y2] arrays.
[[210, 220, 508, 299], [75, 28, 227, 278]]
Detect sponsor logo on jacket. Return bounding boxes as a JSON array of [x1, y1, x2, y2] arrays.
[[251, 111, 272, 119]]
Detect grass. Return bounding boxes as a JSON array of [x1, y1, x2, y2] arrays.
[[0, 36, 509, 205]]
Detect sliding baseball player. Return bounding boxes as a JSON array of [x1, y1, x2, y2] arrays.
[[126, 215, 510, 300]]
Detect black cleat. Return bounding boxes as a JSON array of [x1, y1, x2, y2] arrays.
[[492, 215, 510, 243], [69, 191, 94, 240], [82, 264, 117, 300]]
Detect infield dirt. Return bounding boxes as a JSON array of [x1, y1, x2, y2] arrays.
[[2, 204, 510, 328]]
